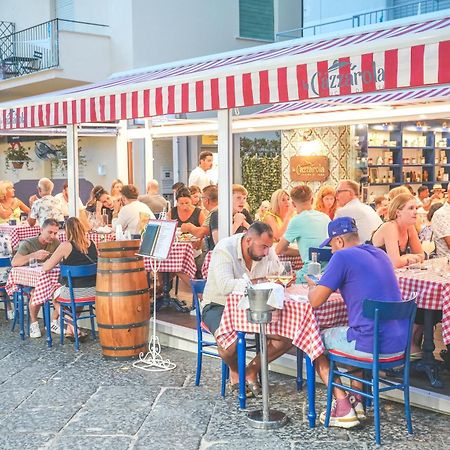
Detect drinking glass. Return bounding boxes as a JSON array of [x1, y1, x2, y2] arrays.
[[278, 261, 294, 289], [29, 258, 38, 268], [421, 240, 435, 260]]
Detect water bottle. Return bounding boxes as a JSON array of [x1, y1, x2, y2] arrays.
[[307, 252, 321, 277], [2, 242, 8, 256]]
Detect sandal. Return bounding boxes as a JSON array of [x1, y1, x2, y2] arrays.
[[66, 330, 88, 343], [228, 382, 256, 398], [410, 352, 423, 361], [246, 381, 262, 397]]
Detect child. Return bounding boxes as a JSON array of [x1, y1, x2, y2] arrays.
[[255, 200, 270, 221]]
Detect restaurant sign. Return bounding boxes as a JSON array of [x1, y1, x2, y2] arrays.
[[290, 156, 330, 182]]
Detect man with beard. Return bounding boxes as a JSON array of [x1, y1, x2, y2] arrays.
[[201, 222, 292, 396]]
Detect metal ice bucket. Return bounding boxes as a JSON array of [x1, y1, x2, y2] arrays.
[[247, 288, 274, 324]]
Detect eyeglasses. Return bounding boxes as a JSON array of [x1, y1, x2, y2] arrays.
[[336, 189, 352, 194]]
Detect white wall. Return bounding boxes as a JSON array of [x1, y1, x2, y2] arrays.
[[0, 0, 53, 30]]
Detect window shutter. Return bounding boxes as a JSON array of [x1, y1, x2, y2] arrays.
[[239, 0, 274, 41]]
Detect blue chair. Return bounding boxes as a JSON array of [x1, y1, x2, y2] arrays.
[[11, 285, 33, 340], [323, 298, 417, 445], [308, 247, 332, 262], [0, 257, 11, 320], [58, 264, 97, 351]]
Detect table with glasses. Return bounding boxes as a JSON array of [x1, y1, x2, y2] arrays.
[[395, 257, 450, 388], [216, 284, 348, 427], [201, 250, 303, 279]]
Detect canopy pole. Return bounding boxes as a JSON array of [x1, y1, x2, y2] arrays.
[[67, 124, 79, 217], [144, 119, 154, 184], [217, 109, 233, 240], [116, 120, 129, 184]]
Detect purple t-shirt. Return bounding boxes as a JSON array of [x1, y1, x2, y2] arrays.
[[318, 244, 408, 354]]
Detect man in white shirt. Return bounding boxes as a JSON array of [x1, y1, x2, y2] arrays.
[[54, 182, 84, 217], [28, 178, 64, 227], [202, 222, 292, 395], [188, 151, 215, 190], [334, 179, 382, 243], [116, 185, 155, 235], [431, 185, 450, 258]]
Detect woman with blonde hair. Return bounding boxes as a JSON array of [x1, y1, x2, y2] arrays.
[[0, 180, 30, 224], [387, 185, 410, 201], [263, 189, 294, 241], [314, 185, 337, 219], [370, 193, 424, 268], [43, 217, 98, 339], [110, 179, 123, 202]]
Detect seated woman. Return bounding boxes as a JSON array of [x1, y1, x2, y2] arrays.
[[43, 217, 98, 340], [314, 185, 337, 220], [370, 193, 425, 267], [188, 185, 203, 209], [263, 189, 294, 241], [0, 180, 30, 224], [85, 186, 118, 226], [110, 179, 124, 202]]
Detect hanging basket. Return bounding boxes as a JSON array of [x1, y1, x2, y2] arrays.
[[11, 161, 25, 169]]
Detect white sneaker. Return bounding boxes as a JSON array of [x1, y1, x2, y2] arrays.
[[320, 397, 360, 429], [29, 321, 42, 338], [349, 395, 367, 421], [50, 319, 61, 335], [6, 309, 14, 321]]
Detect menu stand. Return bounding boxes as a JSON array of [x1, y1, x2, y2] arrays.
[[133, 256, 176, 372]]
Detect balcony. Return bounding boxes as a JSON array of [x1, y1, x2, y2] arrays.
[[0, 19, 111, 101]]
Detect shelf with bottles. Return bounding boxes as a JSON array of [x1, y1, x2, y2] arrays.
[[367, 146, 401, 149], [367, 164, 400, 168]]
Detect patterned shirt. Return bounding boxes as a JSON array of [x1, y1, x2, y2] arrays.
[[30, 195, 64, 227], [431, 201, 450, 258]]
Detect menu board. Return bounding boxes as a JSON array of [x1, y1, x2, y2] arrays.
[[138, 219, 177, 260]]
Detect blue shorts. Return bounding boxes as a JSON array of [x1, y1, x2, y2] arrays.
[[321, 326, 403, 359]]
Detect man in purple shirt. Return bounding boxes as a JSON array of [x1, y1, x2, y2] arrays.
[[307, 217, 407, 429]]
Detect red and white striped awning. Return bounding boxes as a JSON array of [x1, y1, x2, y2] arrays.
[[1, 14, 450, 130]]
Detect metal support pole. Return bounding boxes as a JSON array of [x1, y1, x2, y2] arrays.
[[67, 124, 79, 217]]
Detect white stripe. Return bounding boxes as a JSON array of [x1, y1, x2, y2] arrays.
[[34, 105, 40, 127], [350, 55, 362, 94], [218, 77, 227, 109], [268, 69, 279, 103], [424, 42, 439, 85], [104, 96, 111, 121], [372, 51, 385, 91], [251, 71, 260, 104], [49, 103, 55, 126], [234, 74, 244, 107], [149, 89, 156, 116], [397, 47, 411, 87], [203, 80, 212, 111], [328, 60, 341, 97], [189, 82, 196, 112], [160, 86, 168, 115], [306, 62, 318, 97], [126, 92, 132, 119], [115, 95, 121, 120], [84, 98, 90, 123], [174, 84, 182, 113], [57, 102, 64, 125], [94, 97, 101, 121], [137, 90, 144, 117], [286, 66, 298, 101]]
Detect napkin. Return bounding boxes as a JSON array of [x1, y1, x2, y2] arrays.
[[237, 282, 285, 310]]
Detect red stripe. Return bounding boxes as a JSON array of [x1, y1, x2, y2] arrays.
[[438, 40, 450, 83], [277, 67, 288, 102], [242, 73, 254, 106], [45, 103, 51, 125], [226, 76, 235, 108], [31, 105, 35, 127], [296, 64, 309, 99], [71, 100, 77, 124], [410, 45, 425, 86], [338, 57, 352, 95], [167, 85, 175, 114], [23, 107, 27, 128], [384, 49, 398, 89], [110, 95, 116, 121], [15, 108, 20, 128], [210, 78, 219, 109], [80, 98, 86, 123], [155, 87, 163, 115], [90, 98, 97, 122], [143, 90, 150, 117], [195, 81, 204, 112], [181, 83, 189, 112], [317, 60, 330, 97], [38, 105, 44, 126], [99, 96, 105, 121], [120, 93, 127, 119], [54, 103, 59, 126], [361, 53, 376, 92], [131, 91, 138, 118], [62, 101, 68, 124], [259, 70, 270, 104]]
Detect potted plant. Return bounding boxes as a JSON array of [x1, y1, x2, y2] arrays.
[[51, 140, 87, 172], [5, 142, 33, 170]]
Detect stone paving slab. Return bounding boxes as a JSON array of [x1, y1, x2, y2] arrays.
[[49, 435, 133, 450]]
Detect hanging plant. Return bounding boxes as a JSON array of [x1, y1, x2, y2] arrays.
[[5, 142, 33, 170], [51, 140, 87, 172]]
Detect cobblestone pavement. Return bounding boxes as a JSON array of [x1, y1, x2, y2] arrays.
[[0, 319, 449, 450]]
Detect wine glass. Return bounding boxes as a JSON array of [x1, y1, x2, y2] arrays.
[[421, 240, 435, 260], [278, 261, 294, 290]]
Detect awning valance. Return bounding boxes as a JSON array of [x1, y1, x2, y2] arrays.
[[1, 14, 450, 130]]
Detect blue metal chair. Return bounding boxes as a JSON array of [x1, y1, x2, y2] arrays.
[[11, 285, 33, 340], [324, 298, 417, 445], [58, 264, 97, 351], [0, 256, 11, 320], [308, 246, 332, 262]]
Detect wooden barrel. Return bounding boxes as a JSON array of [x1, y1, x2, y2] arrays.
[[96, 240, 150, 360]]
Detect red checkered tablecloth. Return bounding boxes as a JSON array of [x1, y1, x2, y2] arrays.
[[396, 259, 450, 345], [201, 250, 303, 279], [0, 224, 40, 249], [215, 285, 348, 361], [143, 242, 197, 279], [6, 266, 61, 306]]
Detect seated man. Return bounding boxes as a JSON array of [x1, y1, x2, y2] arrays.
[[28, 178, 64, 227], [202, 222, 292, 395], [54, 181, 84, 217], [11, 218, 61, 338], [232, 184, 253, 234], [138, 179, 169, 215], [307, 217, 408, 429]]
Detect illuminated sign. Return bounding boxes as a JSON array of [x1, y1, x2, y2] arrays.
[[290, 156, 330, 182]]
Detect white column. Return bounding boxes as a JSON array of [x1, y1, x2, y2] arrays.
[[217, 109, 233, 240], [116, 120, 129, 184], [67, 125, 79, 217], [144, 119, 154, 185]]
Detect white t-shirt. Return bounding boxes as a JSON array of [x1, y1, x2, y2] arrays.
[[335, 198, 383, 243], [54, 193, 84, 216], [116, 200, 155, 235], [431, 201, 450, 258], [188, 166, 215, 190]]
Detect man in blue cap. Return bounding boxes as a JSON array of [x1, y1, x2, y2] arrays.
[[306, 217, 408, 429]]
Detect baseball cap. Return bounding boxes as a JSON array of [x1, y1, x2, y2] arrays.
[[320, 217, 358, 247]]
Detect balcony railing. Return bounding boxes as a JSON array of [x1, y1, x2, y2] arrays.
[[0, 18, 108, 79], [276, 0, 450, 40]]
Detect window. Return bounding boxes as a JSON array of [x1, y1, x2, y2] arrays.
[[239, 0, 274, 41]]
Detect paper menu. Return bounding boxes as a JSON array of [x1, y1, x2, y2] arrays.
[[138, 219, 177, 260]]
